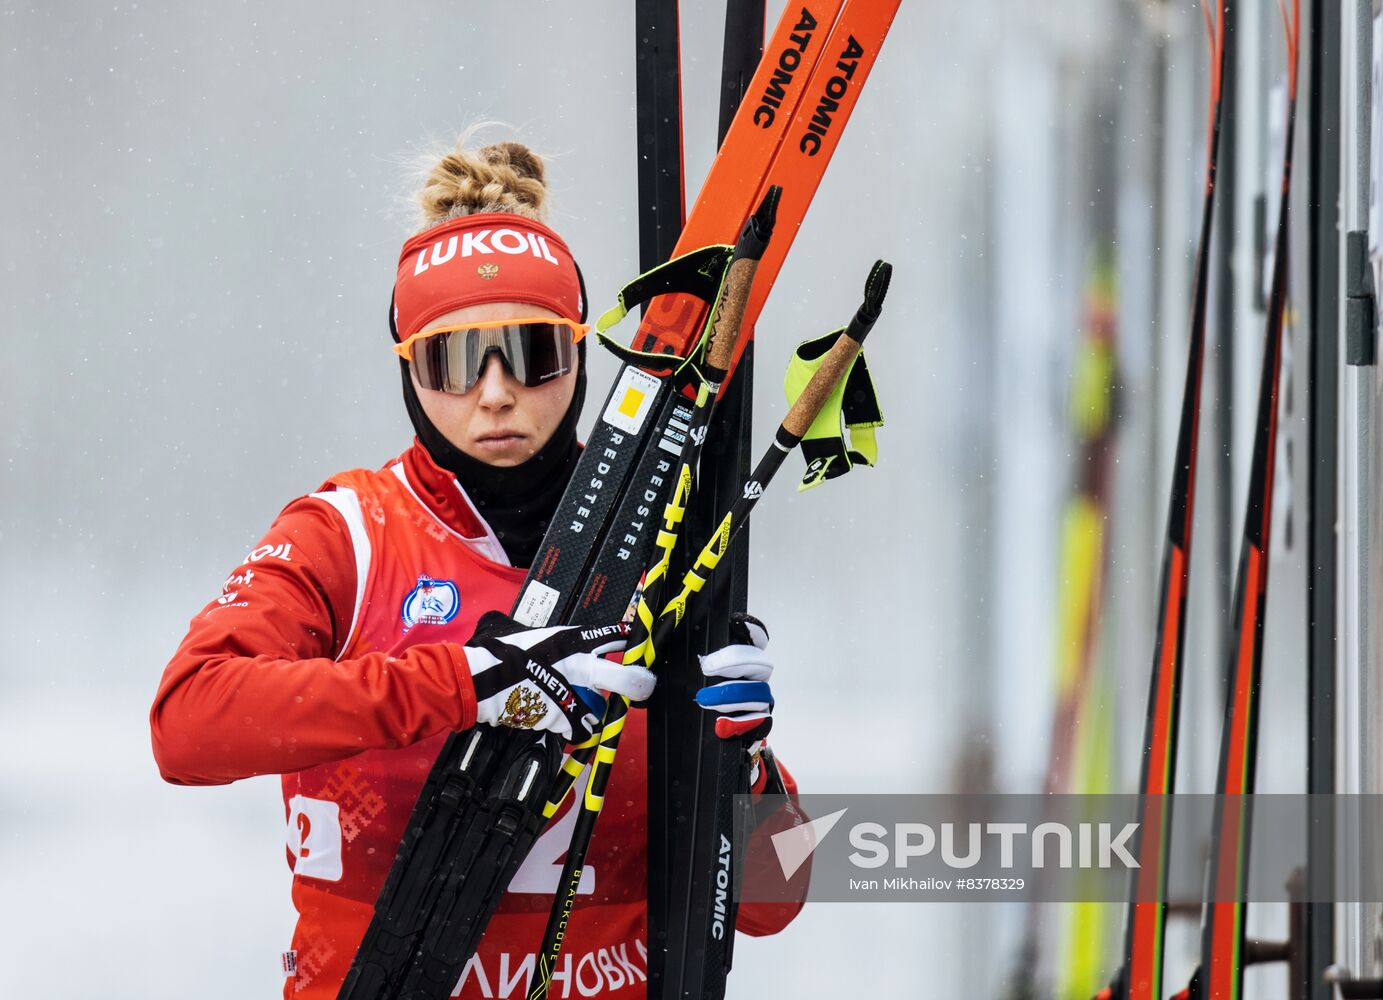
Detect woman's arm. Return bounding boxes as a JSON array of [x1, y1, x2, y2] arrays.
[[736, 754, 809, 936], [149, 493, 476, 786]]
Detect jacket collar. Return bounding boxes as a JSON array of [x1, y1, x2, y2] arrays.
[[399, 439, 500, 548]]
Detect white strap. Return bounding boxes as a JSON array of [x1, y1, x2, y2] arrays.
[[308, 487, 370, 659]]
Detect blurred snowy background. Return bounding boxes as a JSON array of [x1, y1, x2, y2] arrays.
[[2, 1, 1313, 997]]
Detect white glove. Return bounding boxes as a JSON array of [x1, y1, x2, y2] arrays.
[[696, 612, 774, 742], [464, 612, 655, 742]]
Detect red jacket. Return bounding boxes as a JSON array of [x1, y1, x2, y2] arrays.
[[151, 441, 804, 998]]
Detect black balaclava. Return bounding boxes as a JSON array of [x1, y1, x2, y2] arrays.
[[399, 338, 585, 569]]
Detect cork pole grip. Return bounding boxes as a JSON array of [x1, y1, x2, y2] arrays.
[[700, 186, 779, 378], [704, 256, 760, 374], [778, 259, 890, 442], [782, 336, 863, 439]]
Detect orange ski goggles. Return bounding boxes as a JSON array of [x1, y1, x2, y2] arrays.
[[394, 317, 589, 394]]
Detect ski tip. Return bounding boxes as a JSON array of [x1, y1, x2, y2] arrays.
[[751, 184, 782, 240]]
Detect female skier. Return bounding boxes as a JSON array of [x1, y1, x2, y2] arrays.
[[151, 137, 801, 998]]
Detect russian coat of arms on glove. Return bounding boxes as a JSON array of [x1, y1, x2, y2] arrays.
[[498, 686, 547, 729]]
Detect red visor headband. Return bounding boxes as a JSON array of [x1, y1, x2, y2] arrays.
[[393, 214, 584, 341]]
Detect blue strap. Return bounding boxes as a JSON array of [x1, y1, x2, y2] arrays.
[[695, 680, 774, 710], [574, 686, 606, 715]]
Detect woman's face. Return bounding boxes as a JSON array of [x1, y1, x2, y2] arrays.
[[410, 301, 578, 467]]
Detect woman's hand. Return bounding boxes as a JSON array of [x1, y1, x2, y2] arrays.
[[695, 612, 774, 742], [462, 611, 652, 742]]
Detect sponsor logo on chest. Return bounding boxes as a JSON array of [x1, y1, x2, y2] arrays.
[[401, 575, 461, 631]]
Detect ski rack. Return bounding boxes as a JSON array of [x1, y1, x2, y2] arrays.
[[1326, 970, 1383, 998], [1235, 869, 1307, 992], [1166, 869, 1308, 1000], [1102, 877, 1307, 1000]]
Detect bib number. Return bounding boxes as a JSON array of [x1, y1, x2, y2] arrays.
[[286, 795, 343, 882]]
